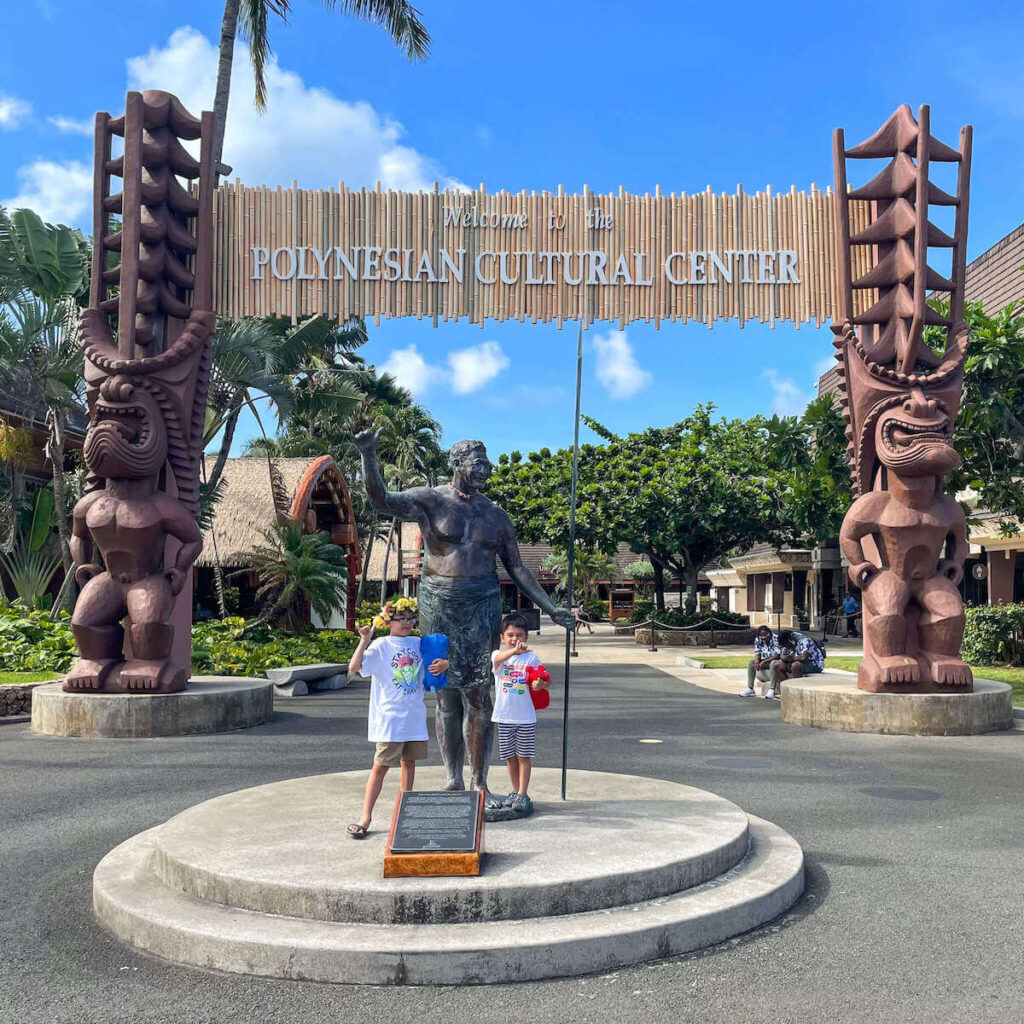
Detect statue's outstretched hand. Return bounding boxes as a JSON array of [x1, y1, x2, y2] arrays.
[[352, 428, 382, 453], [551, 608, 576, 630]]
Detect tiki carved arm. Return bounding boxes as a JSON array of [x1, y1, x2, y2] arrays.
[[160, 498, 203, 597], [496, 514, 573, 630], [71, 491, 103, 587], [938, 500, 968, 585], [353, 429, 429, 523], [840, 495, 882, 588]]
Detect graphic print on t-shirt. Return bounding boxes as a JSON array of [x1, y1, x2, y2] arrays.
[[499, 660, 529, 697], [391, 649, 422, 693]]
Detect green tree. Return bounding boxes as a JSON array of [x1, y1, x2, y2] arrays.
[[241, 518, 349, 630], [0, 208, 90, 601], [490, 406, 831, 617], [931, 299, 1024, 527], [212, 0, 430, 167], [541, 547, 616, 605]]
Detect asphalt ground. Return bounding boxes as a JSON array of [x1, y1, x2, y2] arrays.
[[2, 664, 1022, 1024]]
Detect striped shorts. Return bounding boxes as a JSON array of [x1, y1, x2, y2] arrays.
[[497, 723, 537, 759]]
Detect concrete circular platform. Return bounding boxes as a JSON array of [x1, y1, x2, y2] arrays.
[[31, 677, 273, 738], [93, 767, 804, 985], [780, 676, 1013, 735]]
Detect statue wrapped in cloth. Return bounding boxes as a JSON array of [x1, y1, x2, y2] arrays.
[[355, 433, 572, 793]]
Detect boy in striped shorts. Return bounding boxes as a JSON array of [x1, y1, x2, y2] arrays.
[[490, 613, 548, 813]]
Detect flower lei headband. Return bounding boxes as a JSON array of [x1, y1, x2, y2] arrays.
[[373, 596, 418, 630]]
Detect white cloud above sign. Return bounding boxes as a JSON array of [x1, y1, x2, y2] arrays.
[[381, 341, 511, 397], [126, 27, 466, 193]]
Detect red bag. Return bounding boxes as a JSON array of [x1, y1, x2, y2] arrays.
[[526, 664, 551, 710]]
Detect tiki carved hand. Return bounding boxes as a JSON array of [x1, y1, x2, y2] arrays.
[[75, 563, 102, 587], [165, 567, 187, 596], [937, 559, 963, 586], [850, 561, 877, 588]]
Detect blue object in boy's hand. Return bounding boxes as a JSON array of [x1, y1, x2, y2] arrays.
[[420, 633, 449, 691]]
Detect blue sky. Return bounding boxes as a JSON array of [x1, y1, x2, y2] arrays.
[[3, 0, 1023, 459]]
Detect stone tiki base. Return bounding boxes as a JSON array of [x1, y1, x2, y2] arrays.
[[780, 676, 1013, 735], [31, 677, 273, 738]]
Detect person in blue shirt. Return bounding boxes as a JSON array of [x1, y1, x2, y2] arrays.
[[842, 594, 859, 638], [779, 629, 825, 677]]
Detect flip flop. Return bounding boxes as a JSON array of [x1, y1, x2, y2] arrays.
[[346, 823, 369, 839]]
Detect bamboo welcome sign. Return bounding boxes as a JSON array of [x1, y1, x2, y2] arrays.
[[213, 183, 874, 328]]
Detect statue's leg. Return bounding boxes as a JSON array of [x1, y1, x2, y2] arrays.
[[463, 681, 495, 793], [64, 573, 125, 692], [120, 574, 183, 693], [862, 569, 919, 685], [917, 577, 972, 687], [434, 684, 466, 790]]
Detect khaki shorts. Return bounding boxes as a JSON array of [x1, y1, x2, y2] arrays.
[[374, 740, 428, 767]]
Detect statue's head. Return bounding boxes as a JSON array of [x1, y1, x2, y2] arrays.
[[84, 375, 168, 480], [874, 387, 959, 478], [449, 439, 491, 490]]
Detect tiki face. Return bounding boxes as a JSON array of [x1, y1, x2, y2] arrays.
[[84, 375, 168, 480], [874, 387, 959, 477]]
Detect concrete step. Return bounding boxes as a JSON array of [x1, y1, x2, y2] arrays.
[[93, 815, 803, 985], [146, 769, 751, 924]]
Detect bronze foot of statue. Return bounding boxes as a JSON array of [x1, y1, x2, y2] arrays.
[[63, 658, 121, 692], [921, 652, 973, 688], [442, 776, 465, 792]]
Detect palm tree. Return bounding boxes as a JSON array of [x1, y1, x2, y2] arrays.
[[0, 296, 84, 581], [242, 517, 349, 630], [541, 547, 617, 608], [212, 0, 431, 168], [0, 208, 89, 606]]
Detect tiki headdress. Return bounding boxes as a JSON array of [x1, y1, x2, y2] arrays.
[[831, 105, 972, 496], [79, 90, 217, 515]]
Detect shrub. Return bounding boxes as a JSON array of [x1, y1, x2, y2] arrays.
[[0, 605, 360, 678], [584, 598, 606, 622], [961, 604, 1024, 666], [0, 605, 76, 672]]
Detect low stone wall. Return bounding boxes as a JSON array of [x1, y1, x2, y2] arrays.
[[0, 681, 53, 716], [634, 628, 757, 647]]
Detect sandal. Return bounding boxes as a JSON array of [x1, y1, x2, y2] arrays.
[[346, 823, 369, 839]]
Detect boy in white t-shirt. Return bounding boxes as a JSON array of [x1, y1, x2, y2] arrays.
[[346, 598, 448, 839], [490, 613, 549, 813]]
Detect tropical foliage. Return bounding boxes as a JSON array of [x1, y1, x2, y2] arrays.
[[0, 604, 360, 677], [240, 518, 349, 629], [541, 547, 617, 605], [960, 603, 1024, 667], [211, 0, 431, 166]]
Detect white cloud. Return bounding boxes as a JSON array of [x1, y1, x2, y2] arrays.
[[761, 368, 811, 416], [381, 340, 510, 396], [1, 159, 92, 224], [380, 345, 445, 396], [591, 329, 652, 399], [447, 341, 510, 394], [126, 27, 465, 192], [47, 115, 94, 136], [0, 94, 31, 129]]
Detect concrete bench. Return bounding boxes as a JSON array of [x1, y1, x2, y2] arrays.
[[264, 663, 349, 697]]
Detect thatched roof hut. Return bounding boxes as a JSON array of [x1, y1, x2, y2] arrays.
[[197, 456, 360, 628]]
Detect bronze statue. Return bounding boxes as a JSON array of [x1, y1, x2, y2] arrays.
[[355, 433, 572, 791], [832, 104, 973, 692], [64, 91, 216, 693]]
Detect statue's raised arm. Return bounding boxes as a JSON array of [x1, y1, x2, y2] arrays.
[[353, 428, 430, 525]]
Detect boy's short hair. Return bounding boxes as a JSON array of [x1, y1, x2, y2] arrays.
[[778, 629, 795, 646], [500, 613, 529, 635]]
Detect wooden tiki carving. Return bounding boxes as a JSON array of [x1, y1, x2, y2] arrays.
[[832, 104, 974, 693], [64, 91, 216, 694]]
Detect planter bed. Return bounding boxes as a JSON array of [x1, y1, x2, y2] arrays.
[[634, 628, 757, 647]]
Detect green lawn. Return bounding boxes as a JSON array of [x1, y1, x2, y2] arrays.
[[698, 656, 1024, 703], [0, 671, 59, 685]]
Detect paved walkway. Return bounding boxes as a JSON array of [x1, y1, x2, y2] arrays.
[[530, 622, 864, 697]]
